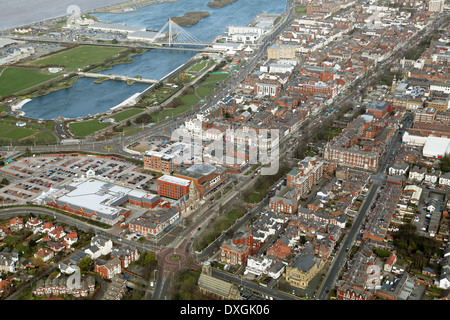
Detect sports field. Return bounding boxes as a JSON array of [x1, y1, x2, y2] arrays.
[[28, 45, 124, 70], [0, 67, 57, 98]]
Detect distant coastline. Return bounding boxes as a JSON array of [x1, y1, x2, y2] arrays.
[[171, 11, 210, 27], [207, 0, 237, 9], [94, 0, 179, 13]]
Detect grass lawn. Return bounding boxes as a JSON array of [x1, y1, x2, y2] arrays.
[[123, 126, 145, 136], [69, 119, 111, 137], [29, 45, 123, 70], [200, 72, 229, 85], [33, 130, 57, 144], [0, 118, 57, 144], [0, 127, 35, 140], [110, 108, 143, 122], [244, 192, 265, 204], [295, 6, 307, 16], [0, 67, 58, 98], [153, 103, 195, 122], [187, 60, 208, 73], [0, 123, 14, 132], [196, 86, 215, 98], [179, 92, 201, 106]]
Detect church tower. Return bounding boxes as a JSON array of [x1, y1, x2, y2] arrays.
[[188, 181, 200, 211], [391, 74, 397, 94], [202, 261, 212, 276]]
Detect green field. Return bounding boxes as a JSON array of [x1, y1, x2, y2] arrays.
[[0, 127, 35, 140], [153, 103, 194, 122], [295, 6, 307, 16], [0, 67, 57, 98], [151, 72, 229, 122], [0, 123, 14, 132], [201, 72, 229, 85], [29, 45, 124, 70], [109, 108, 143, 122], [187, 60, 209, 73], [0, 119, 57, 145], [69, 119, 112, 137]]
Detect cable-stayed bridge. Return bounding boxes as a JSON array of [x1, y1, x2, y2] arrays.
[[150, 18, 211, 47]]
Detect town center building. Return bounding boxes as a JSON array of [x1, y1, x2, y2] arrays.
[[37, 174, 160, 225]]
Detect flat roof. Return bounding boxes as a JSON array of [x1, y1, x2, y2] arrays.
[[128, 30, 164, 40], [423, 136, 450, 157], [88, 22, 145, 33], [145, 150, 176, 159], [0, 38, 17, 47], [57, 178, 148, 216], [158, 175, 191, 186]]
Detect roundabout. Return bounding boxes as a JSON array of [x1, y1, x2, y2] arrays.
[[102, 145, 115, 151], [165, 251, 187, 265]]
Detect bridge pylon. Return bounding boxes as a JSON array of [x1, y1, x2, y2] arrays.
[[151, 18, 203, 47]]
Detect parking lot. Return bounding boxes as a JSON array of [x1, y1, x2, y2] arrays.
[[0, 153, 158, 204]]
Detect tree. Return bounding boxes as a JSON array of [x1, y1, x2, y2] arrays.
[[135, 113, 154, 124], [440, 155, 450, 172], [1, 178, 9, 185], [144, 252, 157, 266], [79, 256, 93, 274]]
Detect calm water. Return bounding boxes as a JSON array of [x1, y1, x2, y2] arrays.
[[94, 0, 288, 42], [21, 0, 287, 119], [22, 78, 148, 119], [96, 49, 196, 79]]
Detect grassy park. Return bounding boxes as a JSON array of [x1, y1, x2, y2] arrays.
[[69, 119, 112, 138], [1, 45, 126, 98], [295, 6, 307, 16], [0, 67, 58, 98], [0, 113, 57, 145], [28, 45, 124, 70], [186, 59, 209, 73], [108, 108, 143, 123], [0, 52, 232, 143]]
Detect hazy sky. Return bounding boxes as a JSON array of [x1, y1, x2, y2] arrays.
[[0, 0, 129, 30]]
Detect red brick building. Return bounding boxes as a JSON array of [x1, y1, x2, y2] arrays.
[[220, 229, 261, 266], [143, 151, 177, 174], [94, 257, 122, 279], [156, 175, 191, 200]]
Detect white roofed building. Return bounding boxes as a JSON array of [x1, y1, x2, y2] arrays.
[[38, 177, 160, 225]]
